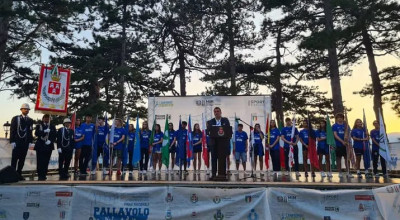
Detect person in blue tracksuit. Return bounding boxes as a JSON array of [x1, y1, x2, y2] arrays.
[[266, 120, 280, 173], [168, 123, 176, 172], [91, 116, 109, 174], [351, 119, 369, 178], [234, 124, 248, 171], [299, 120, 315, 177], [370, 120, 387, 177], [316, 120, 330, 177], [79, 114, 95, 175], [192, 123, 203, 174], [280, 117, 300, 176], [140, 121, 151, 173], [332, 113, 350, 178], [175, 121, 188, 174], [151, 124, 163, 173], [252, 123, 264, 172], [111, 118, 126, 175], [127, 124, 135, 173], [74, 118, 84, 174]]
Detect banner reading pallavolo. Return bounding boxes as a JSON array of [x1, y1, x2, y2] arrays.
[[35, 64, 71, 116]]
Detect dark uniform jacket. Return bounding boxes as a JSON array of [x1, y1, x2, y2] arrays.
[[56, 127, 75, 151], [9, 115, 34, 147], [34, 122, 57, 151]]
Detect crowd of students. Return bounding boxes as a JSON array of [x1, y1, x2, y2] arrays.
[[9, 103, 387, 180]]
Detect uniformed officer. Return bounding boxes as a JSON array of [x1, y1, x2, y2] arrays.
[[57, 118, 75, 179], [34, 114, 56, 181], [9, 103, 34, 180]]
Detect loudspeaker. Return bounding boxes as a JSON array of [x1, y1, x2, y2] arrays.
[[0, 166, 20, 184]]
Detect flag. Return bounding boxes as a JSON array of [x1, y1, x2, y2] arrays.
[[175, 116, 184, 167], [265, 113, 270, 169], [91, 115, 99, 171], [109, 115, 116, 172], [70, 112, 76, 132], [307, 113, 319, 169], [201, 113, 209, 168], [326, 114, 337, 169], [362, 109, 371, 170], [289, 115, 296, 168], [161, 115, 170, 167], [250, 114, 255, 167], [122, 116, 130, 168], [132, 115, 141, 165], [344, 111, 356, 167], [378, 109, 392, 169], [186, 115, 193, 167], [149, 118, 156, 168], [278, 118, 285, 169]]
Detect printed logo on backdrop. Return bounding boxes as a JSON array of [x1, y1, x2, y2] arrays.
[[156, 115, 172, 120], [195, 99, 214, 106], [165, 193, 173, 203], [323, 217, 331, 220], [248, 100, 264, 107], [57, 199, 71, 208], [354, 195, 375, 201], [324, 206, 339, 212], [26, 203, 40, 208], [245, 195, 252, 203], [191, 194, 198, 203], [25, 191, 41, 198], [155, 101, 173, 108], [218, 127, 225, 137], [93, 207, 149, 220], [323, 195, 339, 201], [213, 196, 221, 204], [280, 213, 305, 220], [59, 211, 66, 219], [55, 191, 73, 197], [23, 212, 29, 220], [214, 210, 224, 220], [247, 209, 258, 220], [0, 210, 6, 219], [0, 193, 11, 201], [277, 194, 297, 203], [385, 185, 400, 193], [357, 203, 375, 212], [191, 211, 197, 217], [165, 209, 172, 220]]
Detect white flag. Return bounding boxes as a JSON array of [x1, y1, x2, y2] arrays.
[[378, 109, 391, 170]]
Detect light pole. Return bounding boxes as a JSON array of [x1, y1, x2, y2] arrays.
[[3, 121, 10, 139]]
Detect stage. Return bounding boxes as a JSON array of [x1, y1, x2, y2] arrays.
[[12, 170, 399, 190]]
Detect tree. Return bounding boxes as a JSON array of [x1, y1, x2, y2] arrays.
[[337, 0, 400, 120]]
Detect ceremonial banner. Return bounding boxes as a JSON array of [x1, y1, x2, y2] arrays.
[[373, 184, 400, 220], [35, 64, 71, 116]]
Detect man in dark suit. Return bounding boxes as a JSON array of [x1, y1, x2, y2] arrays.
[[207, 107, 231, 180], [9, 103, 34, 180], [57, 118, 75, 179], [34, 114, 57, 181]]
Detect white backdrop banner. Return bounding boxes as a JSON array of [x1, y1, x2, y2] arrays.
[[372, 183, 400, 220], [1, 185, 397, 220], [147, 95, 272, 130]]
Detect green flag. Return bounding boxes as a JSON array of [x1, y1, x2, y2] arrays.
[[149, 118, 156, 147], [326, 115, 337, 169], [162, 116, 170, 167]]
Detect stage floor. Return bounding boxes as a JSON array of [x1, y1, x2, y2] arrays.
[[12, 170, 400, 189]]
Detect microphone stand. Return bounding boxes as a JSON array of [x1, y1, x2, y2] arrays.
[[236, 118, 263, 181]]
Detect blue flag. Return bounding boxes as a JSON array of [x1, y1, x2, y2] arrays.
[[363, 109, 371, 170], [132, 115, 141, 165], [122, 116, 130, 168], [175, 116, 184, 167]]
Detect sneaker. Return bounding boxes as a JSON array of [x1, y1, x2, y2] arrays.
[[383, 174, 389, 178], [117, 170, 121, 175], [129, 171, 133, 174], [327, 172, 333, 177], [357, 172, 362, 178], [143, 170, 147, 174], [90, 170, 96, 175], [285, 171, 290, 176], [122, 171, 126, 175], [305, 172, 309, 177], [311, 172, 316, 177], [206, 169, 210, 175], [374, 173, 379, 178], [295, 171, 301, 177], [321, 171, 326, 177], [338, 172, 343, 178]]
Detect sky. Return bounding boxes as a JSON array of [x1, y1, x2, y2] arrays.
[[0, 6, 399, 140]]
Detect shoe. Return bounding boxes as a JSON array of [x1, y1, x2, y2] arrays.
[[38, 177, 46, 181], [285, 171, 289, 176], [295, 171, 301, 177], [117, 170, 121, 175], [80, 172, 88, 176], [357, 172, 362, 178], [311, 172, 316, 177], [327, 172, 333, 177], [383, 174, 389, 178], [184, 170, 189, 175], [122, 171, 126, 175], [305, 172, 309, 177], [206, 170, 210, 175], [374, 173, 379, 177], [129, 171, 133, 174], [347, 173, 354, 178], [338, 172, 343, 178], [103, 169, 109, 175], [90, 170, 96, 175], [143, 170, 147, 174], [321, 171, 326, 177]]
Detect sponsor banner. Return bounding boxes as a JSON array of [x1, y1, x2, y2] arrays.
[[372, 184, 400, 220], [167, 187, 268, 219], [35, 64, 71, 116], [71, 186, 166, 220], [267, 187, 383, 220]]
